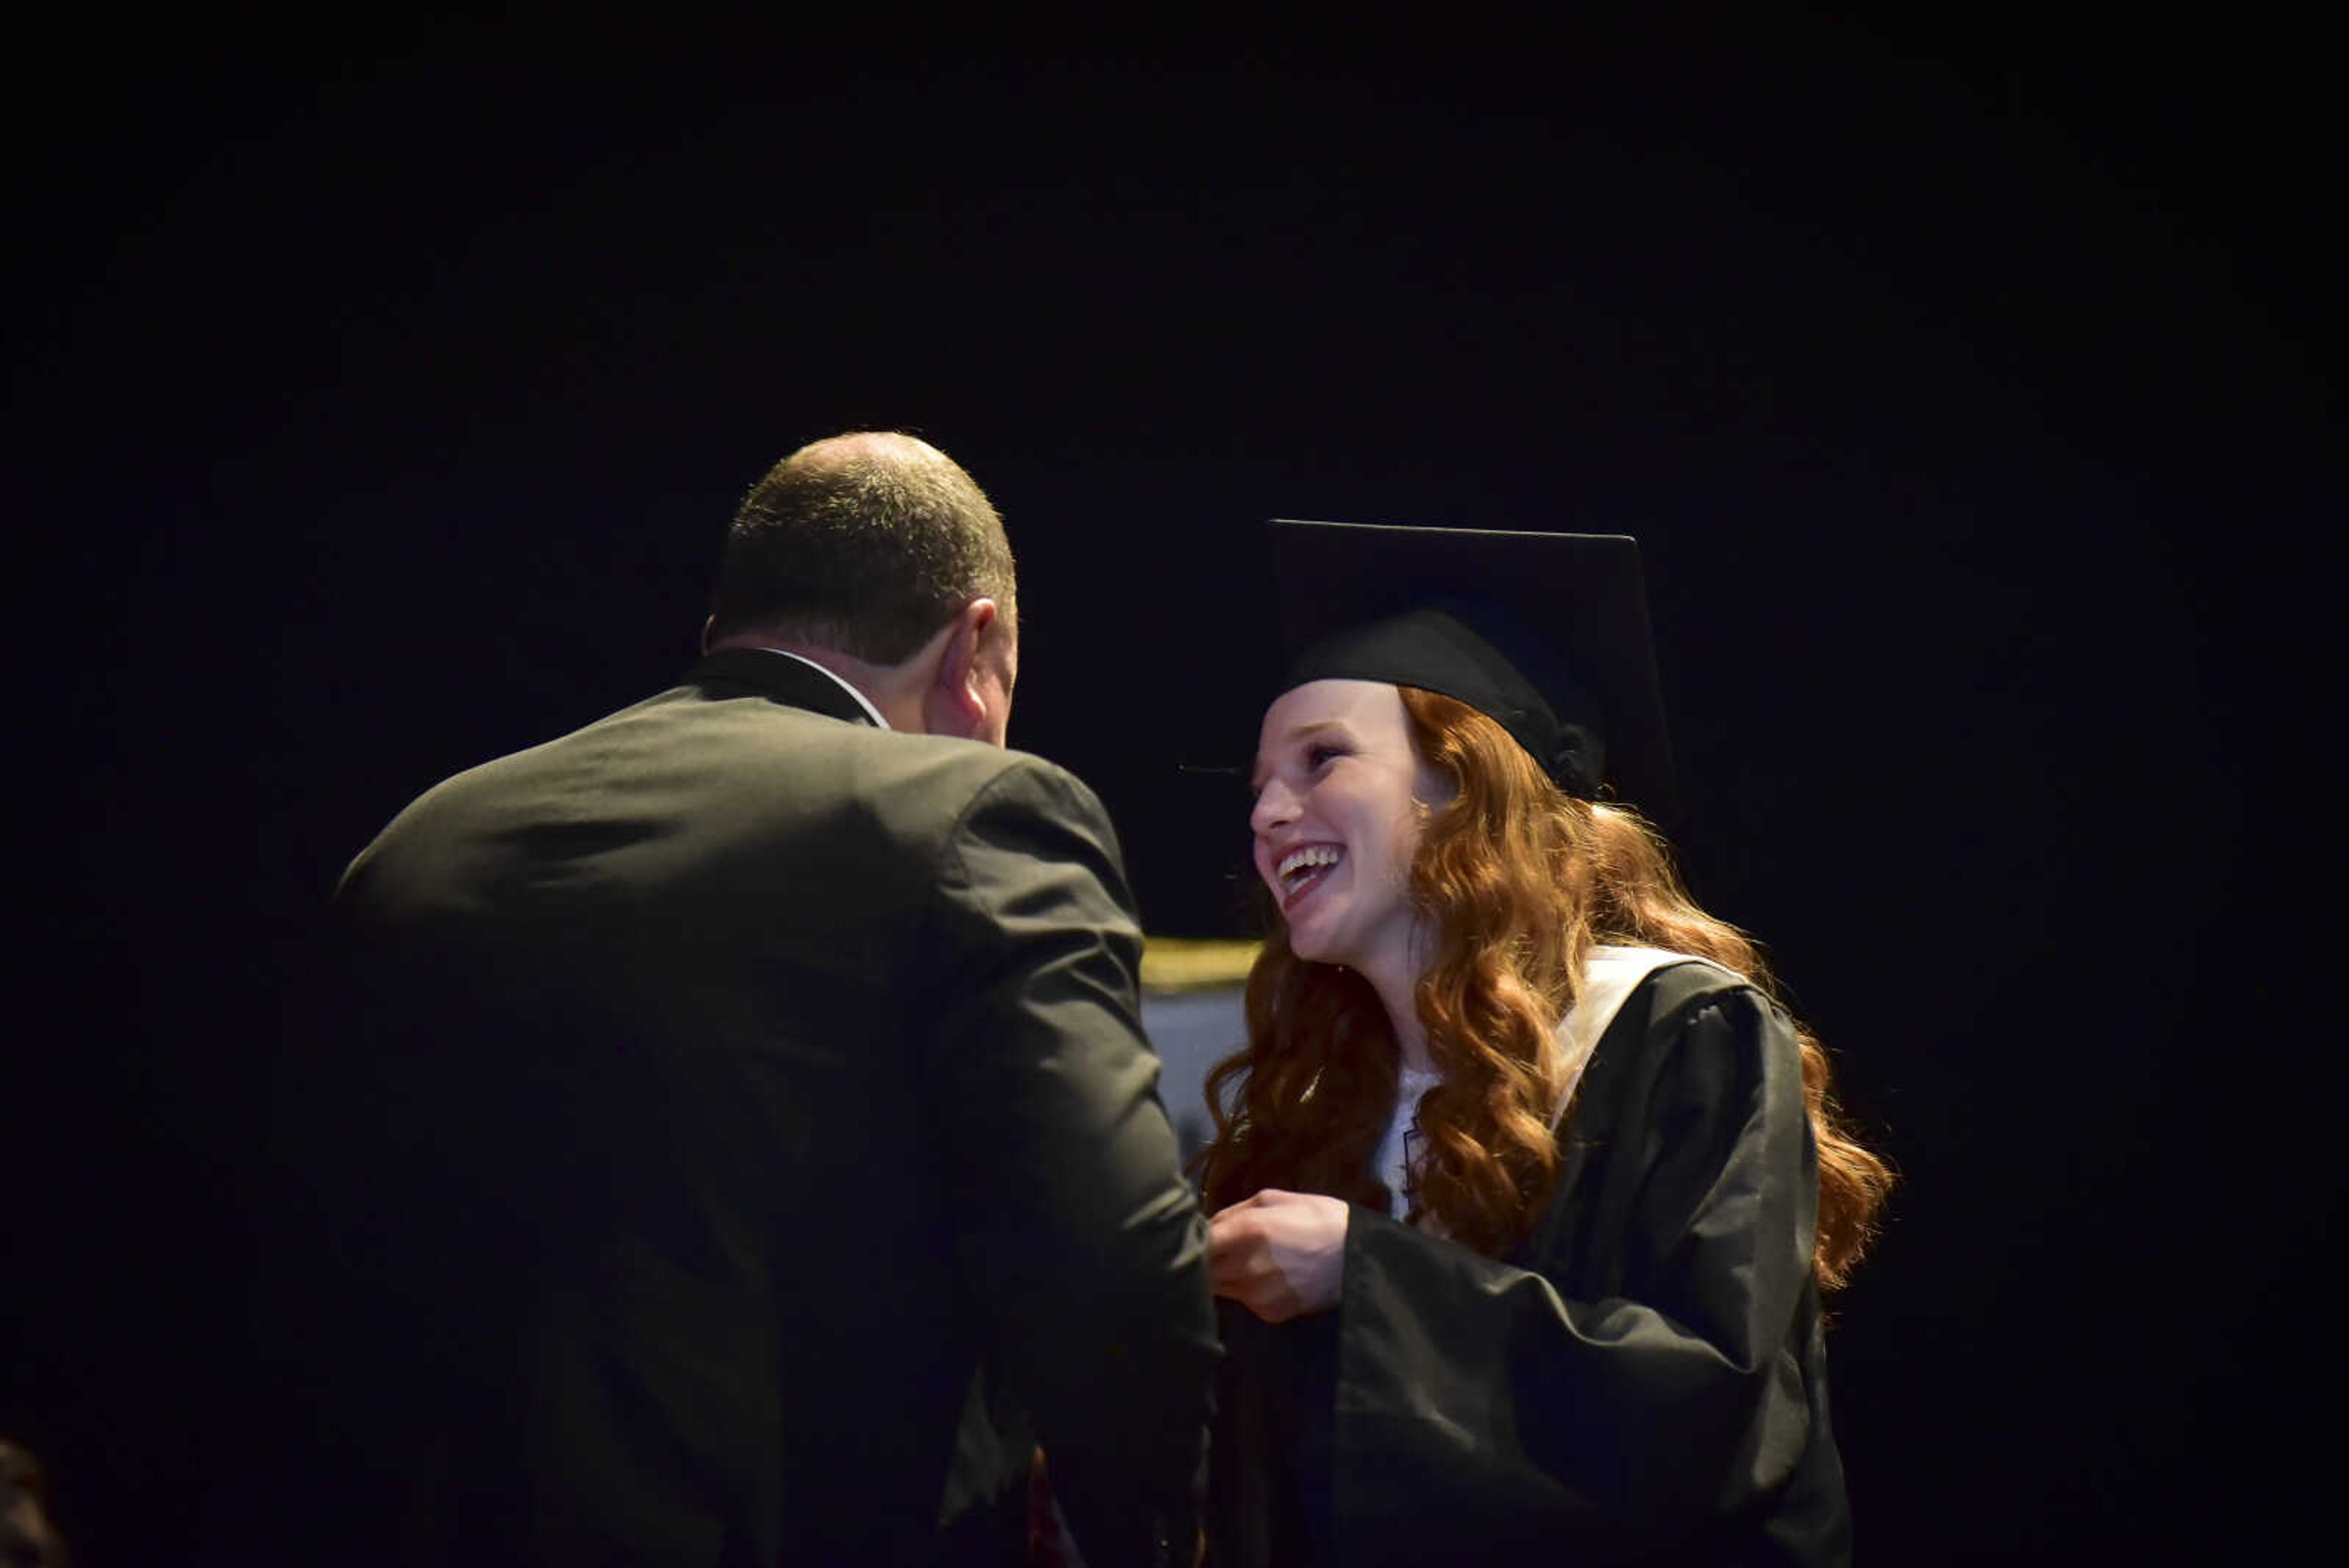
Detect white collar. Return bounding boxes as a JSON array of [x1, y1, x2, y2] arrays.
[[747, 647, 890, 730]]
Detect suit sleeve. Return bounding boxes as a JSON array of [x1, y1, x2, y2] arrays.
[[1327, 987, 1820, 1561], [927, 758, 1220, 1568]]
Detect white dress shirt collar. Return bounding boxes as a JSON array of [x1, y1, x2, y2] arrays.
[[744, 647, 891, 730]]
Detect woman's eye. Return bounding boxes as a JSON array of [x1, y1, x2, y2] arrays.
[[1307, 744, 1347, 769]]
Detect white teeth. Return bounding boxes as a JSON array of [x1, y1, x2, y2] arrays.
[[1277, 845, 1341, 883]]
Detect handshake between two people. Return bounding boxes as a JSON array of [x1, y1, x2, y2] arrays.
[[1204, 1188, 1351, 1325]]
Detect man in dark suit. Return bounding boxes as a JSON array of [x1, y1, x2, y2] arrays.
[[316, 432, 1217, 1566]]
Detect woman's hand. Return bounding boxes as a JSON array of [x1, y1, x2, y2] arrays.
[[1207, 1189, 1350, 1323]]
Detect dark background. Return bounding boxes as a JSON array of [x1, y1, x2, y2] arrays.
[[5, 9, 2337, 1562]]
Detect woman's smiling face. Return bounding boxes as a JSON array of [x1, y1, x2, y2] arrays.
[[1250, 680, 1452, 990]]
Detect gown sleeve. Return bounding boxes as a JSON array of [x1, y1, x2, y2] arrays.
[[1301, 969, 1828, 1562]]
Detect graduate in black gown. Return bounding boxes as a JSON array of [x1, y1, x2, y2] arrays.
[[1195, 522, 1892, 1566]]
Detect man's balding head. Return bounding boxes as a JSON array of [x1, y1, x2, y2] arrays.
[[707, 431, 1016, 664]]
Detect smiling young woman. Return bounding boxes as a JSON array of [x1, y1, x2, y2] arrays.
[[1209, 682, 1885, 1268], [1245, 678, 1449, 1020], [1190, 521, 1891, 1567]]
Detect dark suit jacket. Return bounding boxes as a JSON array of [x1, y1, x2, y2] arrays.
[[306, 649, 1217, 1567]]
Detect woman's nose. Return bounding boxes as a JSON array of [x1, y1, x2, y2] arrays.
[[1250, 777, 1297, 835]]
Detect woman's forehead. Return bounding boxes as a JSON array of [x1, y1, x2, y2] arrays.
[[1258, 679, 1409, 746]]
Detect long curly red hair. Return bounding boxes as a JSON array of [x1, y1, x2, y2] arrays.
[[1194, 686, 1890, 1285]]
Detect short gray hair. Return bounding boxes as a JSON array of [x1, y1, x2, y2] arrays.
[[708, 432, 1016, 664]]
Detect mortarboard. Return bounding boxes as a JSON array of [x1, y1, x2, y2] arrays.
[[1269, 519, 1677, 819]]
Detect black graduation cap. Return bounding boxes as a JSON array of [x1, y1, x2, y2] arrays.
[[1269, 519, 1677, 819]]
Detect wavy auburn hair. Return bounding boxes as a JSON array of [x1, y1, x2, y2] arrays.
[[1194, 687, 1891, 1284]]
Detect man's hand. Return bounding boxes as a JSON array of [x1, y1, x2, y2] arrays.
[[1206, 1189, 1350, 1323]]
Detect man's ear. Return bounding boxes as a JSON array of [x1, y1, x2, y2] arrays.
[[922, 598, 1005, 743]]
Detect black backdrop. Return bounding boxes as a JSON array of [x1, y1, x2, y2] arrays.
[[6, 12, 2338, 1563]]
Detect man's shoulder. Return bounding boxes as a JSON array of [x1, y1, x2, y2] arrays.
[[944, 741, 1107, 814], [652, 671, 1100, 809], [343, 681, 1120, 899], [854, 735, 1116, 846]]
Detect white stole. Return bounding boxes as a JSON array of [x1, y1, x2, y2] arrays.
[[1548, 945, 1728, 1129], [1384, 945, 1726, 1222]]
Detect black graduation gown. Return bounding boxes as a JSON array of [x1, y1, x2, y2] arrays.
[[1206, 959, 1849, 1566]]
